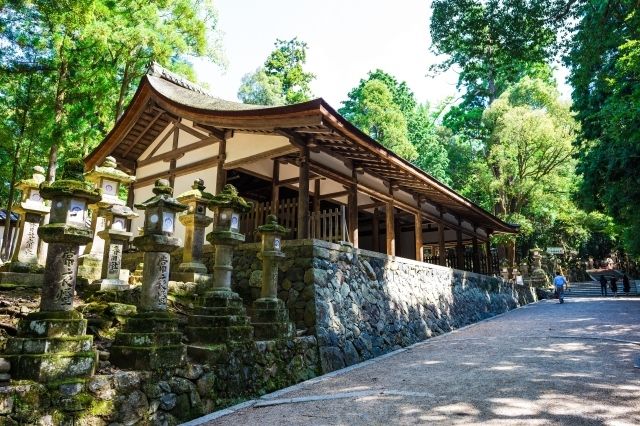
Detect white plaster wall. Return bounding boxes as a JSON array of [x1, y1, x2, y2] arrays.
[[225, 133, 290, 164]]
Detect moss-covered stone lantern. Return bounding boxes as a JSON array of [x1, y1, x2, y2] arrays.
[[251, 215, 294, 340], [185, 184, 253, 353], [172, 178, 214, 284], [0, 166, 49, 286], [80, 156, 135, 281], [3, 158, 101, 382], [92, 204, 138, 290], [110, 179, 187, 370]]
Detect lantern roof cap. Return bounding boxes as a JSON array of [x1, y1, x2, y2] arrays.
[[135, 179, 187, 212], [110, 204, 138, 219], [16, 166, 46, 191], [40, 158, 101, 203], [209, 184, 251, 213], [177, 178, 214, 203], [258, 214, 288, 235], [85, 156, 135, 184]]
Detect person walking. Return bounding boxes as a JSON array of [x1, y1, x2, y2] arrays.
[[623, 274, 631, 295], [610, 276, 618, 297], [554, 271, 568, 304], [600, 275, 608, 296]]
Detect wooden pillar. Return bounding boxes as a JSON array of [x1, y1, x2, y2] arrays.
[[472, 235, 480, 273], [456, 229, 464, 270], [297, 143, 310, 239], [312, 178, 321, 238], [169, 124, 180, 187], [215, 137, 227, 193], [271, 160, 280, 215], [386, 201, 395, 256], [415, 212, 423, 261], [347, 170, 358, 247], [485, 240, 493, 275], [438, 223, 446, 266], [372, 208, 380, 253]]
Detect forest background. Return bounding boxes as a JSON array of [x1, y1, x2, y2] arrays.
[[1, 0, 638, 263]]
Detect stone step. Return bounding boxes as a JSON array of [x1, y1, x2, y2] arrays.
[[252, 322, 294, 340], [194, 306, 248, 317], [187, 314, 250, 328], [5, 335, 93, 354], [185, 325, 253, 345], [5, 350, 96, 381], [110, 344, 185, 370], [113, 331, 182, 347], [18, 318, 87, 338], [124, 315, 179, 333]]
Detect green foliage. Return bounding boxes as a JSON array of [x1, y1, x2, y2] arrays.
[[430, 0, 566, 139], [566, 0, 640, 255], [237, 68, 285, 106], [238, 37, 315, 105], [339, 69, 453, 176], [0, 0, 224, 198]]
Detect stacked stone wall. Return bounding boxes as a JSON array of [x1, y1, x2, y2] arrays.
[[0, 337, 318, 425]]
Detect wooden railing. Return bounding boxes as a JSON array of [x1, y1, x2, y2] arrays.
[[309, 205, 346, 243], [240, 198, 346, 244], [423, 250, 500, 276]]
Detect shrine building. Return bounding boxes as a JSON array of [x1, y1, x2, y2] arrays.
[[84, 64, 516, 275]]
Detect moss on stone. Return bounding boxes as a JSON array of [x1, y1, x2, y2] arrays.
[[208, 184, 252, 213]]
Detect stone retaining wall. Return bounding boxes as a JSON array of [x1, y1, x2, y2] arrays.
[[0, 336, 318, 425], [122, 239, 536, 375]]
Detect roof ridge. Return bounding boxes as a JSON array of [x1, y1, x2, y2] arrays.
[[147, 62, 214, 97]]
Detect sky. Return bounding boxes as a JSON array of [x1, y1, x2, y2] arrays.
[[193, 0, 570, 108]]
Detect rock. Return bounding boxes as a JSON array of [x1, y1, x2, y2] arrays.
[[343, 341, 361, 366], [304, 268, 326, 285], [0, 358, 10, 373], [176, 363, 204, 380], [88, 376, 115, 400], [168, 377, 194, 394], [59, 382, 83, 396], [113, 371, 141, 392], [196, 372, 216, 397], [0, 373, 10, 382], [249, 270, 262, 287], [319, 346, 345, 373], [159, 393, 177, 411], [99, 350, 110, 361], [118, 390, 149, 425]]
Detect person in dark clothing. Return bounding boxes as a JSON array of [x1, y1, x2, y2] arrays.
[[610, 276, 618, 297], [623, 274, 631, 295], [600, 275, 608, 296]]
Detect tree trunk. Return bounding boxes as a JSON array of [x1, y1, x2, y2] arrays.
[[46, 55, 68, 183], [1, 145, 20, 260]]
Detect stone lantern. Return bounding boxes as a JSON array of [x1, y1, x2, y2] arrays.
[[0, 166, 50, 286], [92, 204, 138, 290], [251, 215, 293, 340], [529, 247, 549, 287], [186, 184, 253, 350], [172, 178, 214, 284], [3, 159, 101, 381], [110, 179, 187, 370], [80, 156, 135, 281]]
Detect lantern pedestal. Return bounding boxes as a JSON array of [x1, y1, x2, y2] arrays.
[[110, 311, 184, 370], [110, 179, 186, 370], [4, 310, 96, 381], [3, 159, 100, 382], [0, 166, 49, 287], [251, 298, 294, 340], [186, 185, 254, 347]]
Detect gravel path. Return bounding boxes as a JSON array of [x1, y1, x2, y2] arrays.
[[188, 297, 640, 426]]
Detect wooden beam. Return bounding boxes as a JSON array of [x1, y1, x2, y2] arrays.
[[318, 190, 349, 200], [176, 122, 211, 140], [169, 124, 180, 187], [313, 179, 321, 237], [348, 168, 358, 248], [133, 155, 219, 189], [121, 110, 165, 157], [372, 208, 380, 252], [271, 160, 280, 214], [456, 229, 464, 269], [137, 136, 219, 167], [415, 211, 423, 262], [386, 201, 395, 256], [223, 145, 299, 170], [472, 236, 480, 273], [438, 222, 446, 266], [216, 135, 227, 193], [276, 174, 321, 187], [297, 143, 310, 239], [141, 122, 176, 161]]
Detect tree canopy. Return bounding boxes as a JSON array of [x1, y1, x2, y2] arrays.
[[238, 37, 315, 105]]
